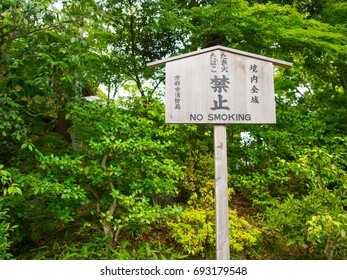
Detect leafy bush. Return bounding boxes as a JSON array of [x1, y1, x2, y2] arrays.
[[36, 99, 186, 244], [28, 235, 187, 260], [263, 146, 347, 259], [0, 201, 17, 260], [168, 182, 261, 259], [0, 166, 19, 259], [168, 207, 215, 257]]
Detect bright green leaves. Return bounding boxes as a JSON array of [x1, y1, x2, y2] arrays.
[[21, 140, 35, 152], [0, 0, 59, 60], [0, 164, 20, 259], [191, 0, 346, 54], [168, 207, 215, 257], [168, 182, 260, 259], [291, 147, 346, 190], [0, 165, 11, 186], [68, 99, 184, 196], [3, 185, 22, 196], [265, 185, 347, 259], [76, 0, 190, 97], [0, 165, 22, 197], [38, 98, 186, 244], [107, 189, 182, 239], [0, 95, 26, 141], [0, 198, 18, 259], [307, 212, 347, 260], [188, 0, 347, 132], [263, 144, 347, 259], [231, 132, 346, 259]]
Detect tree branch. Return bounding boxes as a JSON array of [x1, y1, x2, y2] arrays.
[[128, 2, 145, 97], [101, 154, 108, 171], [109, 197, 117, 217]]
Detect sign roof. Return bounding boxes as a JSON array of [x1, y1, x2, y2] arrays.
[[147, 45, 293, 69]]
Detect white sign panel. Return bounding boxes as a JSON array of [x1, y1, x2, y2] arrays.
[[165, 50, 275, 124]]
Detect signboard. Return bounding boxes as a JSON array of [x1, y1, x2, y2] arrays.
[[148, 46, 292, 124], [147, 46, 292, 260]]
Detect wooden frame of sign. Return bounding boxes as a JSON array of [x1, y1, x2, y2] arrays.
[[148, 45, 292, 260]]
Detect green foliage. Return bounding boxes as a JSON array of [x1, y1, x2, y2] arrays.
[[168, 207, 215, 257], [169, 206, 260, 259], [0, 165, 19, 259], [307, 212, 347, 260], [0, 96, 26, 140], [28, 236, 188, 260], [79, 0, 192, 97], [228, 209, 261, 259], [35, 98, 186, 244], [0, 200, 17, 260], [264, 145, 347, 259], [168, 182, 260, 259]]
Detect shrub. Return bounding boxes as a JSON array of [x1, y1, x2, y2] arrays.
[[168, 183, 261, 259]]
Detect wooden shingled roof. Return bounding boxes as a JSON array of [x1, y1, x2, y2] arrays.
[[147, 45, 293, 69]]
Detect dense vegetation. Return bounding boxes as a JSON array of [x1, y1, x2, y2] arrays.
[[1, 0, 346, 260]]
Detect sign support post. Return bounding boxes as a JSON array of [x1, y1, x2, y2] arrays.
[[214, 124, 230, 260]]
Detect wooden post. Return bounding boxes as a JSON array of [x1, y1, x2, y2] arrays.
[[214, 124, 230, 260]]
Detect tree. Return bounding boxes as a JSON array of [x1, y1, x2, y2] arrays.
[[37, 98, 184, 243], [82, 0, 192, 98]]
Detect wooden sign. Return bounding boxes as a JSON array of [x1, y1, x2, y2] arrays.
[[148, 46, 292, 124], [148, 46, 292, 260]]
